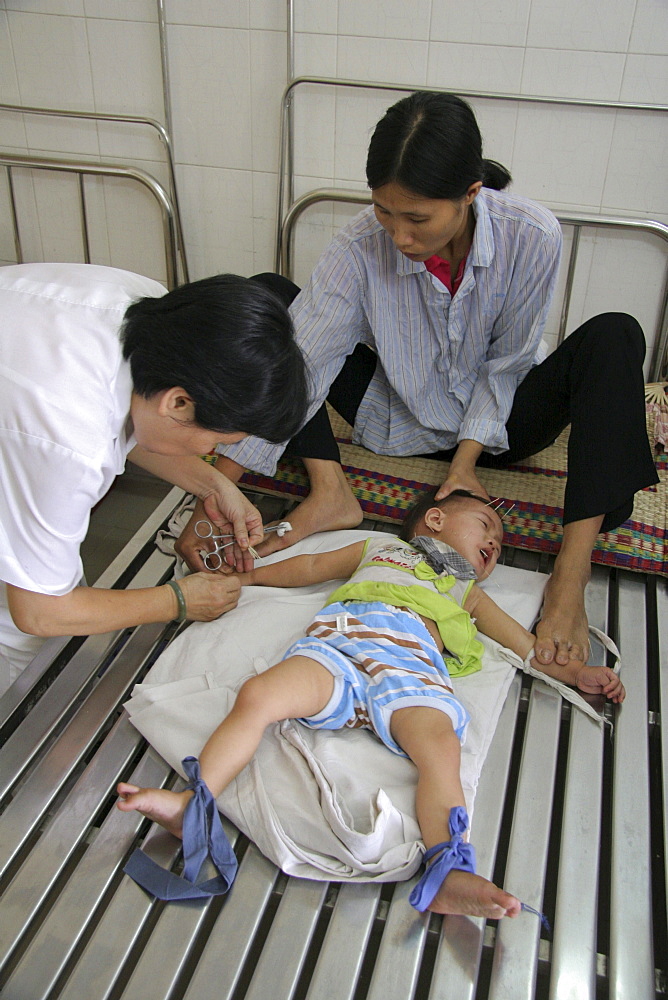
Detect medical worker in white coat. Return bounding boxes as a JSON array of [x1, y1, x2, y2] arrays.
[[0, 263, 308, 696]]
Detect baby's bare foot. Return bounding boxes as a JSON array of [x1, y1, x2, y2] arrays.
[[116, 782, 193, 839], [427, 868, 521, 919]]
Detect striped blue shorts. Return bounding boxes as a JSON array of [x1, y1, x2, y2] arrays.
[[285, 601, 470, 756]]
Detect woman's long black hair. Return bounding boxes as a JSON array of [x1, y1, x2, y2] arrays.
[[366, 91, 511, 199]]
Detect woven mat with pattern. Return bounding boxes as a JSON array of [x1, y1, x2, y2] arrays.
[[238, 405, 668, 577]]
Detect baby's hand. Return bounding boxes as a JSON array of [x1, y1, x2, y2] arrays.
[[574, 665, 625, 703]]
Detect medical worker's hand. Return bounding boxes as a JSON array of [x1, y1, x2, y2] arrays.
[[199, 475, 264, 573], [175, 496, 214, 573], [127, 448, 261, 574], [174, 469, 263, 575], [176, 572, 242, 621]]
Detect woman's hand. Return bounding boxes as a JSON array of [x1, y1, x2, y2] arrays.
[[174, 496, 213, 573], [201, 479, 263, 569], [435, 439, 489, 502], [128, 449, 261, 573], [435, 468, 490, 502], [176, 572, 242, 620], [175, 487, 263, 574]]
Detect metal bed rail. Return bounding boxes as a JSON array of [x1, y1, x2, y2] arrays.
[[0, 151, 180, 290], [0, 97, 188, 282], [0, 486, 665, 1000], [275, 73, 668, 239], [278, 185, 668, 383], [273, 60, 668, 382]]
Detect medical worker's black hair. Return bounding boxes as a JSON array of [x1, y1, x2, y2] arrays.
[[398, 488, 495, 542], [121, 273, 308, 443], [366, 91, 511, 200]]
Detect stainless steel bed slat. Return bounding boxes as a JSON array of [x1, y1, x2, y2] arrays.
[[489, 682, 562, 999], [305, 882, 381, 1000], [366, 878, 429, 1000], [610, 573, 655, 1000], [55, 822, 190, 1000], [430, 673, 523, 999], [119, 826, 239, 1000], [182, 844, 280, 1000], [549, 710, 603, 1000], [0, 715, 146, 972], [548, 570, 610, 1000], [243, 877, 328, 1000], [0, 492, 663, 999], [0, 551, 175, 804], [0, 618, 171, 881], [1, 741, 171, 1000], [0, 628, 125, 801]]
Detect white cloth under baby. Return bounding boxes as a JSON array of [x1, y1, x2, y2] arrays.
[[123, 529, 602, 883]]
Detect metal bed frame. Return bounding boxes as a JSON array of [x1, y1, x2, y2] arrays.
[[0, 148, 181, 290], [1, 0, 189, 286], [273, 21, 668, 380], [1, 8, 666, 993], [0, 488, 665, 1000], [277, 186, 668, 379]]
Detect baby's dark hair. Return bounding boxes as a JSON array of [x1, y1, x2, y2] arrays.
[[398, 488, 492, 542]]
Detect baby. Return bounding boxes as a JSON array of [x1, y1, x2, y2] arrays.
[[118, 489, 624, 915]]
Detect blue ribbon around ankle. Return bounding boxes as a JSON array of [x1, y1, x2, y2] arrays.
[[123, 756, 238, 901], [409, 806, 476, 912]]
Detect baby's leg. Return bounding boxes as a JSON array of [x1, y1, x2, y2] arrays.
[[116, 654, 334, 835], [390, 706, 520, 919]]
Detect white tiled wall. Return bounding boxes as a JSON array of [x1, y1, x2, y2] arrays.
[[0, 0, 666, 372]]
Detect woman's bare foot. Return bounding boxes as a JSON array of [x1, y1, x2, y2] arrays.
[[255, 459, 363, 557], [534, 563, 590, 668], [116, 783, 193, 839], [534, 514, 604, 668], [427, 868, 521, 918]]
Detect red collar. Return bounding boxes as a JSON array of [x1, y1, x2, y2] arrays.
[[423, 253, 468, 295]]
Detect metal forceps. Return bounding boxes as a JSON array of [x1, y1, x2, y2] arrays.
[[194, 519, 292, 571]]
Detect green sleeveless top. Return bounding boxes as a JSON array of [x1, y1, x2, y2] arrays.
[[328, 537, 483, 677]]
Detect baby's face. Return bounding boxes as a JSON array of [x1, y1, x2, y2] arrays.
[[432, 500, 504, 581]]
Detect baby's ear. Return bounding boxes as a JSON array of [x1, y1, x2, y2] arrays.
[[424, 505, 446, 531]]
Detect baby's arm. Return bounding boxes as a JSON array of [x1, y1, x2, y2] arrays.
[[236, 541, 366, 590], [464, 585, 535, 660], [464, 586, 625, 703]]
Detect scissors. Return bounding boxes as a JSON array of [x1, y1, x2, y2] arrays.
[[194, 520, 292, 571]]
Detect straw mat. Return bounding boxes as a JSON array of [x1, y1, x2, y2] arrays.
[[238, 406, 667, 577]]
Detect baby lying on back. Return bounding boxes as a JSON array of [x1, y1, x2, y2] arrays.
[[118, 489, 623, 916]]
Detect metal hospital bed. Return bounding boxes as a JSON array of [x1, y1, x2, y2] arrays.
[[1, 94, 668, 1000]]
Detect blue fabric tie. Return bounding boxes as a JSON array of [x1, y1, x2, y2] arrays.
[[520, 902, 552, 933], [409, 806, 476, 912], [123, 756, 238, 900], [408, 806, 552, 931]]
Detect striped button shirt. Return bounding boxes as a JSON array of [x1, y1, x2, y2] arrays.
[[221, 187, 562, 475]]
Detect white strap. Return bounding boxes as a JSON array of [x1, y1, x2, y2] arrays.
[[520, 626, 621, 727], [588, 625, 621, 674]]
